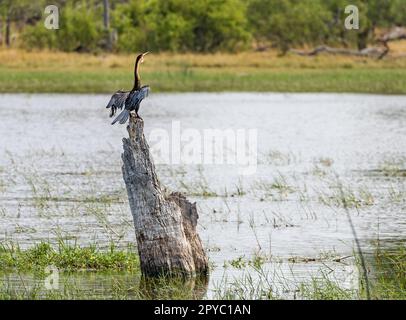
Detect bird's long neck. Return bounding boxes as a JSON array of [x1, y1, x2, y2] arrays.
[[133, 59, 141, 91]]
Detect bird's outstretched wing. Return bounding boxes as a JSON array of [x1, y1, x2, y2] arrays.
[[125, 85, 150, 110], [106, 90, 130, 117]]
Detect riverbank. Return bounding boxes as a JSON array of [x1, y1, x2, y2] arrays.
[[1, 49, 406, 94]]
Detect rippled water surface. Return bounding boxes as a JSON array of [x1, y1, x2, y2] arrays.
[[0, 93, 405, 298]]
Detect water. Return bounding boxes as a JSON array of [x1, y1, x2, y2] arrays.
[[0, 93, 405, 298]]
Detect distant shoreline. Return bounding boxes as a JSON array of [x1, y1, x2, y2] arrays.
[[1, 49, 406, 94]]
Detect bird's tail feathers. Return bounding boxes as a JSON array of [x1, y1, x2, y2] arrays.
[[111, 109, 130, 125]]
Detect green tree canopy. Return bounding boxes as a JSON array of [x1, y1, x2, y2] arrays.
[[5, 0, 406, 53], [113, 0, 250, 52]]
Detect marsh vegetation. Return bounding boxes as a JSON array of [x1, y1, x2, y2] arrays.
[[0, 93, 405, 299], [1, 49, 406, 94]]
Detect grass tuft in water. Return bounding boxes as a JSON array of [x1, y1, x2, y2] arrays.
[[366, 244, 406, 300], [299, 275, 356, 300], [318, 184, 374, 209], [0, 242, 139, 273], [378, 157, 406, 177]]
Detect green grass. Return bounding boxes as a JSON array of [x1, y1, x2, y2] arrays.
[[2, 67, 406, 94], [0, 242, 139, 273], [0, 242, 405, 299], [367, 245, 406, 300], [299, 276, 356, 300], [214, 244, 406, 300], [0, 273, 209, 300], [1, 49, 406, 93], [0, 242, 210, 300]]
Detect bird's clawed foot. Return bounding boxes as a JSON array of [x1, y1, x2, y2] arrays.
[[130, 111, 143, 121]]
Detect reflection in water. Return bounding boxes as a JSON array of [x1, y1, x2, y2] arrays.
[[138, 275, 209, 300], [1, 271, 209, 299]]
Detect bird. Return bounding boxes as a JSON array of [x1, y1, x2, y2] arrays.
[[106, 52, 150, 125]]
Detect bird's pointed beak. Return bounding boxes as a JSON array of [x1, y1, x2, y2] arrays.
[[143, 51, 150, 56]]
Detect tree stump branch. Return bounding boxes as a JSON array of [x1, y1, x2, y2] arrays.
[[378, 27, 406, 43], [290, 45, 389, 59], [290, 27, 406, 61], [121, 115, 209, 277]]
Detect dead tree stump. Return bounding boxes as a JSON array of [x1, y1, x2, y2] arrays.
[[121, 115, 209, 277]]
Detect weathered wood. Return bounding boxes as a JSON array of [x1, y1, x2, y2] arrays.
[[379, 27, 406, 43], [290, 45, 389, 59], [121, 115, 209, 277], [290, 27, 406, 61]]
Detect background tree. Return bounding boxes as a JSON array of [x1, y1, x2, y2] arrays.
[[5, 0, 406, 53], [0, 0, 45, 47], [112, 0, 250, 53], [248, 0, 332, 53], [22, 0, 103, 52], [389, 0, 406, 26], [102, 0, 113, 50]]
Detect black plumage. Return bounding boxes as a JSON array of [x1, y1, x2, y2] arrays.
[[106, 52, 150, 125]]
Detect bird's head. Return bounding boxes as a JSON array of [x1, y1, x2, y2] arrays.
[[137, 52, 149, 64]]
